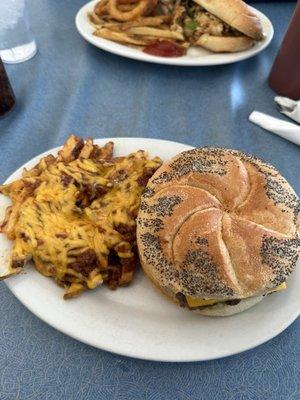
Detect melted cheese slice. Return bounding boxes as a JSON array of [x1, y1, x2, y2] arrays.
[[186, 282, 287, 308]]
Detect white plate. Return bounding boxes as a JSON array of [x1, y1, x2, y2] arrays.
[[75, 0, 274, 66], [1, 138, 299, 362]]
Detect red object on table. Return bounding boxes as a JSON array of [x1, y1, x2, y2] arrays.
[[143, 41, 185, 57], [0, 57, 15, 118], [269, 1, 300, 99]]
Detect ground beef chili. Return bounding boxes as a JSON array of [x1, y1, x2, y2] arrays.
[[225, 299, 241, 306], [175, 292, 187, 307], [61, 173, 73, 187], [69, 249, 98, 277]]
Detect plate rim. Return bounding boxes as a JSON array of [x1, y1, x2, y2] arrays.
[[2, 137, 299, 362], [75, 0, 274, 66], [3, 137, 192, 184]]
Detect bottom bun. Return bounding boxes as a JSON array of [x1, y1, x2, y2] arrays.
[[141, 261, 264, 317], [196, 34, 254, 53], [194, 296, 263, 317]]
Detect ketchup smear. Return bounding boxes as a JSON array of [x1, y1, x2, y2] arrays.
[[143, 40, 185, 57]]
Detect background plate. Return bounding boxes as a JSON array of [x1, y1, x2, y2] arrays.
[[1, 138, 299, 362], [75, 0, 274, 66]]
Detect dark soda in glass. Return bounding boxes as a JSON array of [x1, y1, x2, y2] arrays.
[[0, 57, 16, 117], [269, 1, 300, 99]]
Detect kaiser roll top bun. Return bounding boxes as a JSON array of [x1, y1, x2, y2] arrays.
[[137, 148, 300, 313]]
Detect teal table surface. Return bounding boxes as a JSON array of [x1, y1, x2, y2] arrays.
[[0, 1, 299, 399]]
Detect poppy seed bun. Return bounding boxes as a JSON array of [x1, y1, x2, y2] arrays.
[[137, 148, 300, 316], [145, 264, 264, 316], [192, 0, 264, 40]]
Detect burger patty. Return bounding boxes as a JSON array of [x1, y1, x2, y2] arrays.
[[175, 282, 287, 310], [176, 292, 241, 310]]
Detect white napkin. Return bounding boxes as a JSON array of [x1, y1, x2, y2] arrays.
[[249, 111, 300, 146], [275, 96, 300, 124]]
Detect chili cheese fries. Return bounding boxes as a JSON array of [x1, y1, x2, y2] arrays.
[[0, 135, 162, 298]]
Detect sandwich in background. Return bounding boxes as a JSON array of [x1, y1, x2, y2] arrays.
[[89, 0, 264, 56]]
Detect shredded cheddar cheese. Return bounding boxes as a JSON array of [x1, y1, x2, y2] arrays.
[[0, 136, 162, 298], [185, 282, 287, 309]]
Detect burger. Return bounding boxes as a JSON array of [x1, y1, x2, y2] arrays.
[[137, 148, 300, 316]]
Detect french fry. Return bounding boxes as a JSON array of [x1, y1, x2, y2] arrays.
[[0, 268, 22, 281], [63, 283, 85, 299], [91, 141, 114, 161], [115, 16, 171, 30], [94, 28, 148, 45], [0, 180, 24, 198], [126, 26, 185, 40], [79, 138, 94, 159], [57, 135, 84, 163], [33, 257, 55, 277], [5, 200, 23, 240], [0, 206, 12, 233]]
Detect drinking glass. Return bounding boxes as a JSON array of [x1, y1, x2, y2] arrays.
[[0, 0, 37, 64]]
